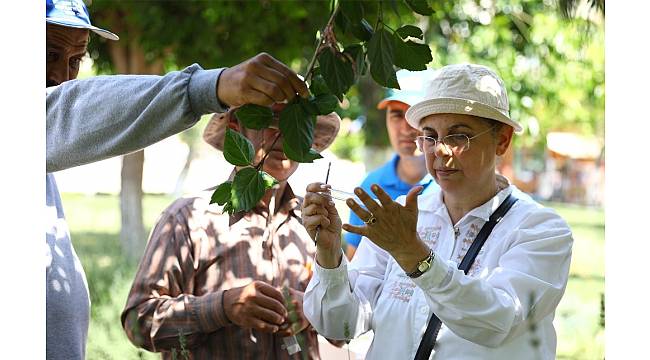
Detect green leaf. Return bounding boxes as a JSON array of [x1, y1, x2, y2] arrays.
[[282, 144, 323, 163], [349, 18, 373, 42], [309, 73, 329, 96], [388, 0, 401, 19], [340, 0, 363, 24], [223, 128, 254, 166], [344, 44, 366, 79], [298, 96, 320, 116], [404, 0, 435, 16], [311, 94, 339, 115], [260, 171, 278, 189], [222, 201, 234, 215], [318, 48, 355, 101], [335, 10, 349, 34], [279, 101, 315, 161], [304, 148, 324, 162], [393, 34, 432, 71], [396, 25, 424, 40], [367, 27, 400, 89], [235, 104, 273, 130], [231, 167, 266, 212], [210, 181, 232, 205]]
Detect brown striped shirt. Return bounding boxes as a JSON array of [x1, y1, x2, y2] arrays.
[[121, 185, 320, 359]]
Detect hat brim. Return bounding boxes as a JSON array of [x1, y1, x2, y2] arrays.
[[377, 95, 423, 110], [377, 98, 409, 110], [46, 19, 119, 41], [405, 97, 523, 134]]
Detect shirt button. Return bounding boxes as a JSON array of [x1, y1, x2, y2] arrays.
[[420, 306, 428, 314]]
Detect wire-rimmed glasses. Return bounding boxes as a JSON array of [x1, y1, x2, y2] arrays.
[[415, 126, 495, 155]]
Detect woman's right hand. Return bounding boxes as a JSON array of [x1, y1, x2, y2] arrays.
[[302, 182, 342, 267]]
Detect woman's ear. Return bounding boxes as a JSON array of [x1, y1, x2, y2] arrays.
[[495, 125, 514, 156]]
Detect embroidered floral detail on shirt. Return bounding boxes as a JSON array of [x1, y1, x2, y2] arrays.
[[456, 223, 481, 264], [419, 226, 441, 250], [468, 257, 483, 277], [388, 279, 417, 303]]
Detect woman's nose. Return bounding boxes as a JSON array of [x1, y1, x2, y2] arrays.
[[433, 140, 452, 157]]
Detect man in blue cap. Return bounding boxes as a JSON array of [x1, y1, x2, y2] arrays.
[[45, 1, 309, 359], [345, 69, 438, 259]]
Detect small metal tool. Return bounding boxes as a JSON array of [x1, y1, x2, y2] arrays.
[[314, 162, 331, 244]]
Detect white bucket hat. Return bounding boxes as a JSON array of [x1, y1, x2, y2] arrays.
[[405, 64, 523, 134]]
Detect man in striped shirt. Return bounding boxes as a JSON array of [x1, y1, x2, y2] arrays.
[[121, 107, 340, 359]]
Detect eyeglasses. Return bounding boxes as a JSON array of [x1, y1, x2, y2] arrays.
[[415, 126, 495, 155]]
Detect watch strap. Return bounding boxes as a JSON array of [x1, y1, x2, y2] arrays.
[[406, 249, 434, 278]]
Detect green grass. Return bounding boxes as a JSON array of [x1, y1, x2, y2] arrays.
[[62, 193, 173, 360], [61, 193, 604, 359], [547, 202, 604, 359]]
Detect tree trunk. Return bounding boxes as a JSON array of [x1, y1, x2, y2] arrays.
[[173, 146, 196, 197], [107, 33, 164, 262], [120, 151, 146, 259]]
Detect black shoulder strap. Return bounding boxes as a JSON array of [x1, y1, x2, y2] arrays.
[[413, 193, 518, 360]]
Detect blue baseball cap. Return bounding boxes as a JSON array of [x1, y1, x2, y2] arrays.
[[46, 0, 119, 41], [377, 69, 436, 109]]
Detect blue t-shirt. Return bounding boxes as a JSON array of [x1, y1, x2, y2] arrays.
[[345, 154, 438, 248]]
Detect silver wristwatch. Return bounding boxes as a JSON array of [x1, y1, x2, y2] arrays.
[[406, 249, 435, 278]]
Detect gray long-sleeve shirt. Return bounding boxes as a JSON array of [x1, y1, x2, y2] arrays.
[[46, 64, 226, 360]]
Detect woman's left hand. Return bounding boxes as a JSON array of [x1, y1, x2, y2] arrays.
[[343, 184, 426, 261]]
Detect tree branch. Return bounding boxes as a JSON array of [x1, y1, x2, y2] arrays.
[[304, 2, 341, 82], [254, 132, 282, 171]]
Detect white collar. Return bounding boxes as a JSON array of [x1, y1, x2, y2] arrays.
[[419, 174, 515, 223]]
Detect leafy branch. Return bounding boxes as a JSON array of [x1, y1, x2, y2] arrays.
[[211, 0, 435, 215]]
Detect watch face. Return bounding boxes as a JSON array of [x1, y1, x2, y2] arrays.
[[418, 262, 428, 272]]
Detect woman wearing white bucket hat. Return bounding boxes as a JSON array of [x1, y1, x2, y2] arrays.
[[302, 64, 573, 359]]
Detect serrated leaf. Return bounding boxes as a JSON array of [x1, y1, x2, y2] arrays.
[[393, 34, 433, 71], [279, 101, 315, 162], [396, 25, 424, 40], [223, 128, 254, 166], [231, 167, 266, 212], [309, 73, 329, 96], [340, 0, 363, 24], [311, 94, 339, 115], [210, 181, 232, 205], [404, 0, 435, 16], [344, 44, 366, 79], [318, 48, 355, 101], [368, 27, 400, 89], [349, 18, 373, 42], [235, 104, 273, 130]]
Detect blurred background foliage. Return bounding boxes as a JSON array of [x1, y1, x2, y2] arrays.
[[87, 0, 603, 154]]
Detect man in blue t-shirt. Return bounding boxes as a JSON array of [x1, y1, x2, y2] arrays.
[[345, 70, 439, 258]]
